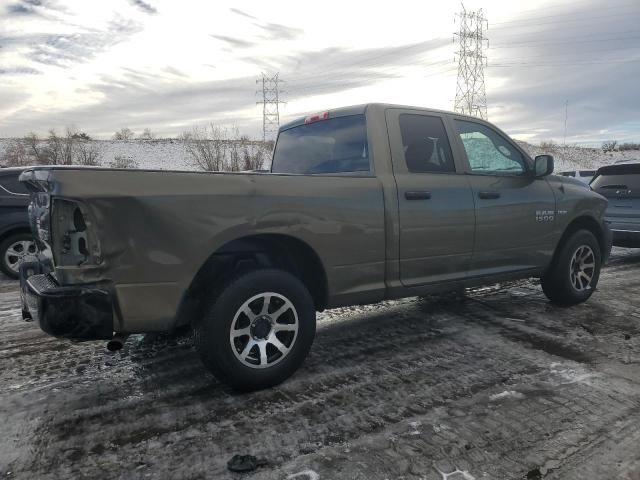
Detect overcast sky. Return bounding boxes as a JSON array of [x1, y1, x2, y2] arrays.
[[1, 0, 639, 144]]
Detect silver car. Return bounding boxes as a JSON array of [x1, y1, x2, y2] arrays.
[[591, 162, 640, 247]]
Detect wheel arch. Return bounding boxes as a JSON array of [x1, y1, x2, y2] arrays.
[[547, 215, 605, 273], [175, 233, 329, 329], [0, 224, 32, 244]]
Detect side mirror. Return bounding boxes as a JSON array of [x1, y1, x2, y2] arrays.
[[534, 154, 554, 177]]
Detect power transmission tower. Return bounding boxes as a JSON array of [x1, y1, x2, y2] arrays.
[[454, 5, 488, 119], [256, 73, 285, 142]]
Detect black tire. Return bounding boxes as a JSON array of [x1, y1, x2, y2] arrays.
[[0, 232, 36, 280], [541, 229, 602, 307], [194, 269, 316, 391]]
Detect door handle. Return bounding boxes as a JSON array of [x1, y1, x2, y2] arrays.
[[478, 191, 500, 200], [405, 191, 431, 200]]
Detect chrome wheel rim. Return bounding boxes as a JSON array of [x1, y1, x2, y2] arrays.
[[229, 292, 299, 369], [4, 239, 36, 274], [569, 245, 595, 292]]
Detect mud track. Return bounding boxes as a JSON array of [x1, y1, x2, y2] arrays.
[[2, 248, 640, 479]]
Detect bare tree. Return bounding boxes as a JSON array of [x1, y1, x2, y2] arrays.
[[22, 132, 48, 164], [47, 129, 63, 165], [228, 126, 241, 172], [539, 140, 558, 150], [1, 139, 29, 167], [61, 127, 76, 165], [251, 145, 267, 171], [74, 141, 102, 166], [139, 128, 155, 140], [242, 137, 252, 171], [619, 142, 640, 151], [113, 128, 135, 141], [602, 140, 617, 153], [182, 124, 228, 171]]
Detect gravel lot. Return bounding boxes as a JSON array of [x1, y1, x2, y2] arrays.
[[1, 248, 640, 480]]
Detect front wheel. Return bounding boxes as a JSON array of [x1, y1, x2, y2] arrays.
[[194, 269, 316, 391], [541, 229, 602, 307]]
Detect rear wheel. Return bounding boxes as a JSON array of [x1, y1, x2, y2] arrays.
[[194, 269, 316, 391], [0, 233, 36, 279], [541, 229, 601, 307]]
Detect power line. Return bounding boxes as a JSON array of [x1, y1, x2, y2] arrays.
[[491, 10, 639, 29], [491, 4, 639, 26], [454, 4, 488, 120], [490, 0, 637, 19], [491, 34, 640, 48], [256, 73, 284, 142], [488, 58, 639, 67], [286, 65, 457, 98], [285, 59, 454, 94]]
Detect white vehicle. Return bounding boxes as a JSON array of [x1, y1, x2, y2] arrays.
[[559, 170, 597, 184]]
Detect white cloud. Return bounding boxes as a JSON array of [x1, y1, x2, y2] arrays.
[[0, 0, 638, 143]]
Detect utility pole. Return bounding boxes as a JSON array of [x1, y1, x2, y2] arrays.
[[454, 4, 489, 119], [256, 73, 285, 142], [563, 100, 569, 146]]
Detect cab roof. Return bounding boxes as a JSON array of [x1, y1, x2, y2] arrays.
[[278, 103, 474, 132]]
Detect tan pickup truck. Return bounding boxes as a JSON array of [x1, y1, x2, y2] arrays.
[[20, 104, 612, 390]]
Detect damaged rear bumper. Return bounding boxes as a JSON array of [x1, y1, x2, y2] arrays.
[[20, 259, 113, 340]]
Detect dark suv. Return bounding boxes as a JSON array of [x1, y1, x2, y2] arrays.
[[591, 162, 640, 247], [0, 168, 35, 278]]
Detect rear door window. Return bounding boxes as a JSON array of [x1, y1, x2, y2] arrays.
[[271, 115, 369, 175], [398, 114, 455, 173]]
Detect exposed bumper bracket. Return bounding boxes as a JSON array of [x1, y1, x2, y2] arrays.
[[20, 263, 114, 340]]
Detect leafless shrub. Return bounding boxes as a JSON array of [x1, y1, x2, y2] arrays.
[[619, 142, 640, 151], [23, 132, 49, 164], [45, 127, 76, 165], [113, 128, 135, 141], [1, 139, 30, 166], [46, 129, 63, 165], [182, 124, 228, 171], [74, 141, 102, 166], [228, 127, 241, 172], [602, 140, 617, 152], [139, 128, 155, 140], [110, 155, 138, 169], [539, 140, 558, 150]]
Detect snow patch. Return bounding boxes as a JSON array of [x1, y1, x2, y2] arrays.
[[489, 390, 525, 401], [549, 362, 596, 385], [434, 467, 476, 480], [287, 470, 320, 480], [408, 420, 421, 435]]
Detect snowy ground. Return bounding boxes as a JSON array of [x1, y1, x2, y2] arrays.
[[1, 248, 640, 479]]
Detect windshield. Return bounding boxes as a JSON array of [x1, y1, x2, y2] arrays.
[[271, 114, 369, 175]]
